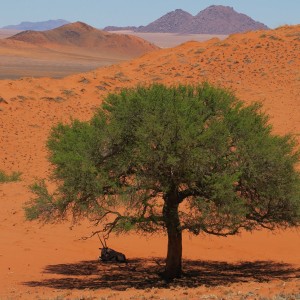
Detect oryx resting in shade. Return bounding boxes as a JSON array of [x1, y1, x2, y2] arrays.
[[98, 234, 127, 263]]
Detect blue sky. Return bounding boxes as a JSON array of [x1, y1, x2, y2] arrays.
[[0, 0, 299, 29]]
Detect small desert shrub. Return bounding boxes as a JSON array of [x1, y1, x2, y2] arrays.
[[194, 48, 205, 54], [17, 95, 27, 101], [0, 96, 8, 104], [114, 72, 125, 78], [96, 85, 107, 91], [62, 89, 76, 96], [0, 170, 21, 183], [10, 95, 28, 102], [285, 32, 300, 37], [244, 58, 252, 64], [114, 72, 130, 82], [78, 77, 90, 84], [42, 96, 65, 103], [269, 35, 282, 41]]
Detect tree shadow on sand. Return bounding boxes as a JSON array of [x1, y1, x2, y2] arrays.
[[24, 258, 300, 290]]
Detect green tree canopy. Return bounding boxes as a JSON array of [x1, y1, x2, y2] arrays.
[[25, 84, 300, 280]]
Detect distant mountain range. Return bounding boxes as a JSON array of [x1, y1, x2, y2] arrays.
[[104, 5, 269, 34], [2, 19, 70, 31]]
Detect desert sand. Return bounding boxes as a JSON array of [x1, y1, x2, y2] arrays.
[[105, 30, 227, 48], [0, 25, 300, 299]]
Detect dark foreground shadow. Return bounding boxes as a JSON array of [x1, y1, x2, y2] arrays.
[[24, 258, 300, 290]]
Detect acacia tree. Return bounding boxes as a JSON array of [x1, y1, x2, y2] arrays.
[[25, 84, 300, 280]]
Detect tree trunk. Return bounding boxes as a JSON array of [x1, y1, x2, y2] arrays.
[[163, 193, 182, 281]]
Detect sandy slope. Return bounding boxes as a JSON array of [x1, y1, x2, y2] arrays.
[[0, 25, 300, 299]]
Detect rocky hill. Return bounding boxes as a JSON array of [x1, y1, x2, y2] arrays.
[[104, 5, 269, 34], [8, 21, 159, 57], [2, 19, 70, 31], [181, 5, 269, 34], [135, 9, 193, 33]]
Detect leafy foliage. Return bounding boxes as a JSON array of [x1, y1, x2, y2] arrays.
[[25, 84, 300, 236]]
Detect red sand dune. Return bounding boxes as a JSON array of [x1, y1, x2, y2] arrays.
[[0, 25, 300, 299]]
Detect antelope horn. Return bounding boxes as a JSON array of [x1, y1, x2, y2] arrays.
[[97, 233, 105, 248], [103, 235, 108, 248]]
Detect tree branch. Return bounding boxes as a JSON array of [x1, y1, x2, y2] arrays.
[[178, 188, 202, 202]]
